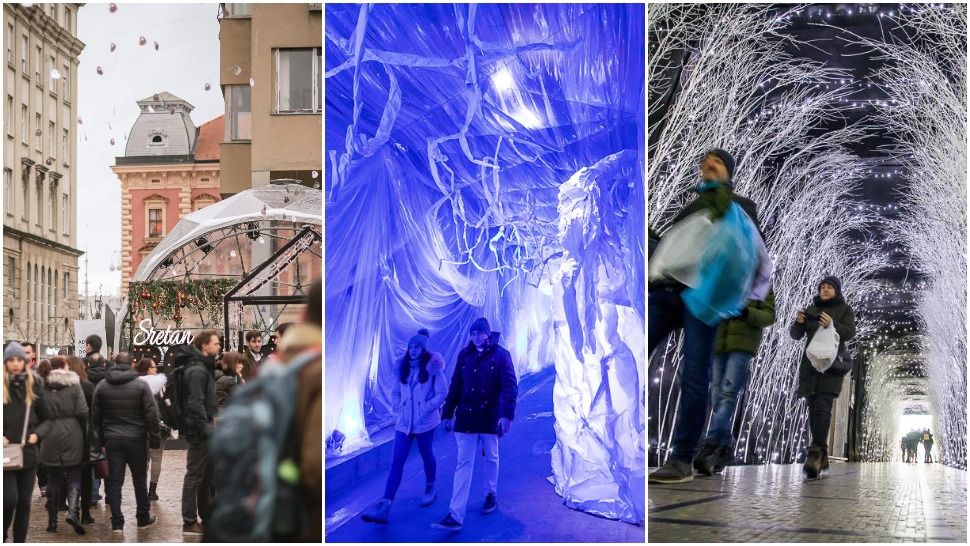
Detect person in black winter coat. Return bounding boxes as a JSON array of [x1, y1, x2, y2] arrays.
[[91, 362, 159, 530], [3, 342, 42, 543], [790, 275, 855, 479], [433, 318, 517, 532], [35, 357, 89, 535], [83, 335, 109, 387], [179, 332, 220, 536]]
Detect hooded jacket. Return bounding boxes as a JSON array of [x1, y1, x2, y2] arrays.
[[91, 364, 160, 444], [789, 293, 856, 398], [3, 372, 42, 469], [35, 369, 88, 467], [442, 332, 518, 434], [392, 352, 448, 435], [85, 352, 110, 386], [214, 369, 242, 411]]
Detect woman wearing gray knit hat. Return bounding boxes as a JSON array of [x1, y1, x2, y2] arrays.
[[362, 328, 448, 524], [3, 342, 43, 543]]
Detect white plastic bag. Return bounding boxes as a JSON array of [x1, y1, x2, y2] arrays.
[[807, 324, 840, 373], [648, 211, 717, 287]]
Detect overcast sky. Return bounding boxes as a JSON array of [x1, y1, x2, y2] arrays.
[[77, 3, 223, 298]]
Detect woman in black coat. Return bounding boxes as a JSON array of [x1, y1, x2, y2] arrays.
[[35, 357, 89, 535], [790, 275, 855, 479], [3, 343, 42, 543]]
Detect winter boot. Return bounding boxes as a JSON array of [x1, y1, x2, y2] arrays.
[[81, 504, 95, 525], [803, 446, 823, 479], [693, 441, 719, 477], [421, 482, 436, 507], [712, 444, 733, 474], [148, 482, 159, 501], [65, 487, 86, 535], [46, 509, 58, 533], [361, 499, 391, 524]]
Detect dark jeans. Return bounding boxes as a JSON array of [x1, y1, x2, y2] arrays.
[[705, 352, 753, 447], [105, 438, 151, 527], [181, 436, 212, 525], [80, 464, 92, 513], [36, 465, 48, 489], [649, 285, 720, 463], [46, 465, 82, 512], [3, 467, 37, 543], [806, 393, 835, 451], [383, 430, 437, 500], [90, 473, 102, 503]]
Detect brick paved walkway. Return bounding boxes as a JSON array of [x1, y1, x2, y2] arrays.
[[16, 450, 200, 543], [648, 461, 966, 542]]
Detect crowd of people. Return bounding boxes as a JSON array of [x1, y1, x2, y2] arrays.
[[648, 149, 857, 483], [3, 280, 322, 543], [900, 429, 934, 463]]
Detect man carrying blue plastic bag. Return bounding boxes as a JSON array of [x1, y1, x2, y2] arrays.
[[648, 149, 766, 484]]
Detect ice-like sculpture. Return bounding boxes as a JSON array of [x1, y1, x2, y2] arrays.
[[551, 151, 645, 524]]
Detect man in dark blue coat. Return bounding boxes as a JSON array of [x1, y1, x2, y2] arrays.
[[432, 318, 517, 531]]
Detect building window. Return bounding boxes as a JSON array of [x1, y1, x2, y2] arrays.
[[62, 129, 69, 162], [48, 55, 56, 93], [48, 186, 55, 231], [6, 24, 12, 65], [5, 95, 12, 136], [151, 178, 160, 184], [34, 45, 41, 82], [36, 181, 42, 227], [21, 173, 28, 222], [275, 48, 320, 113], [20, 104, 27, 143], [192, 194, 217, 211], [227, 86, 251, 140], [3, 168, 11, 216], [21, 35, 27, 74], [148, 208, 163, 238], [6, 257, 15, 301], [34, 113, 41, 149], [63, 272, 68, 301], [26, 264, 31, 327], [62, 193, 68, 234], [48, 121, 55, 158], [54, 270, 58, 311], [62, 64, 70, 98], [148, 131, 167, 146], [64, 8, 72, 33]]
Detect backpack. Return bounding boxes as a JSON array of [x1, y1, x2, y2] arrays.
[[922, 433, 931, 442], [207, 350, 317, 542], [157, 344, 195, 431]]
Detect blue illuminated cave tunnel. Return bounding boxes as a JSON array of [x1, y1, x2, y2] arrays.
[[324, 3, 644, 540]]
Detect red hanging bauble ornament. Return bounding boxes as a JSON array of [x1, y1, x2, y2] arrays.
[[140, 290, 151, 300]]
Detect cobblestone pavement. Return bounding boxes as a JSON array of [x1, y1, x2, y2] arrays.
[[648, 461, 966, 542], [16, 450, 201, 543]]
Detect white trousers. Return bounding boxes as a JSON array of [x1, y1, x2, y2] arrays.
[[449, 432, 499, 523]]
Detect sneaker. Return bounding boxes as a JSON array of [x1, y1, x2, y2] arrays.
[[137, 515, 157, 528], [360, 499, 391, 524], [803, 446, 822, 479], [182, 521, 204, 535], [432, 514, 463, 531], [420, 489, 436, 507], [482, 493, 497, 514], [692, 441, 718, 477], [39, 486, 47, 497], [648, 458, 693, 484]]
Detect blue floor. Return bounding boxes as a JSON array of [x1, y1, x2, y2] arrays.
[[325, 366, 644, 543]]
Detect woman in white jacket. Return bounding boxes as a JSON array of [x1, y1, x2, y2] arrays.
[[362, 329, 448, 524], [136, 358, 168, 501]]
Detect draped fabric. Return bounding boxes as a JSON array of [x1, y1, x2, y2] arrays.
[[325, 3, 644, 521]]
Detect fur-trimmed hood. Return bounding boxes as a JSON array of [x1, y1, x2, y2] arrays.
[[428, 352, 445, 374], [46, 368, 80, 389]]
